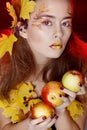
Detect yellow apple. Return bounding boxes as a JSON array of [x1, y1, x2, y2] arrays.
[[62, 70, 85, 92], [41, 81, 65, 107], [31, 101, 55, 119]]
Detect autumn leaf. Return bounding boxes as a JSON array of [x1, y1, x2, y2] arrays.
[[6, 2, 17, 27], [20, 0, 36, 20], [0, 34, 17, 57]]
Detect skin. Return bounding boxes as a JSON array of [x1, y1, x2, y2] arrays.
[[0, 0, 87, 130], [25, 0, 72, 64]]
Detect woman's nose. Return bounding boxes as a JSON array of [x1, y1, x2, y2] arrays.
[[53, 26, 63, 39]]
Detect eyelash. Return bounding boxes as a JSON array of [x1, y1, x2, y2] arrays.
[[42, 19, 52, 26], [36, 18, 72, 28], [62, 21, 72, 28]]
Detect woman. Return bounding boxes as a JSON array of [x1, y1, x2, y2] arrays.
[[0, 0, 87, 130]]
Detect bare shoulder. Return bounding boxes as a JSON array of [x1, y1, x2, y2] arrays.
[[0, 107, 10, 130], [75, 92, 87, 129]]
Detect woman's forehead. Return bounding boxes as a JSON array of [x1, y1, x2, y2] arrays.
[[31, 0, 72, 18]]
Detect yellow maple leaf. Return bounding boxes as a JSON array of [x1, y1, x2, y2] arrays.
[[0, 82, 41, 123], [3, 107, 20, 123], [6, 2, 17, 27], [0, 101, 5, 109], [67, 100, 84, 120], [0, 34, 17, 57], [17, 82, 36, 98], [0, 34, 7, 42], [20, 0, 36, 20]]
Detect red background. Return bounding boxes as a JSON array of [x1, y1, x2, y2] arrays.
[[73, 1, 87, 41]]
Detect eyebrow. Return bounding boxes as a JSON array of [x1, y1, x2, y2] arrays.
[[63, 16, 72, 20], [34, 14, 72, 20], [34, 14, 55, 19]]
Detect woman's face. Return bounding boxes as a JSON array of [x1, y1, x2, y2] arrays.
[[26, 0, 72, 59]]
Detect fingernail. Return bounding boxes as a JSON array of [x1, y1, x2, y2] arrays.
[[60, 87, 64, 90], [50, 116, 54, 119], [55, 115, 58, 119], [59, 94, 62, 97], [79, 83, 82, 87], [65, 94, 68, 97], [50, 114, 56, 119], [42, 116, 46, 120]]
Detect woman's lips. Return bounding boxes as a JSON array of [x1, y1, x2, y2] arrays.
[[49, 42, 62, 49]]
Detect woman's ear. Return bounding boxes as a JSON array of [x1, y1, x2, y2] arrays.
[[17, 21, 28, 39]]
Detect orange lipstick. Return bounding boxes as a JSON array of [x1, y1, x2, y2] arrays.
[[50, 42, 62, 49]]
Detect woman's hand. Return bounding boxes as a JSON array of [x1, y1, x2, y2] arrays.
[[27, 115, 58, 130], [55, 87, 76, 113], [55, 84, 86, 114], [54, 86, 86, 130]]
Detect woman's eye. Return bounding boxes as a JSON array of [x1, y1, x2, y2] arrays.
[[62, 21, 72, 28], [42, 20, 52, 26]]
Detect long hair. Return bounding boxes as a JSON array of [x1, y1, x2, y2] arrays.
[[0, 35, 36, 98], [0, 34, 83, 99], [42, 34, 83, 82], [0, 0, 84, 99]]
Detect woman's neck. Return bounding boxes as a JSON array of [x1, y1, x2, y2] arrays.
[[26, 70, 45, 96], [30, 45, 49, 66], [26, 48, 50, 96]]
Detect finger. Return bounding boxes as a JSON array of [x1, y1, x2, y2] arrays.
[[77, 85, 86, 95], [62, 94, 75, 104], [61, 88, 76, 98], [59, 95, 70, 103], [56, 96, 71, 112], [69, 96, 75, 102], [36, 116, 52, 128], [60, 102, 69, 109], [46, 116, 58, 129], [30, 116, 45, 125], [85, 76, 87, 84], [56, 101, 70, 112], [37, 115, 57, 128]]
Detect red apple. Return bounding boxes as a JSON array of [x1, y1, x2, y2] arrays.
[[41, 81, 65, 107], [62, 70, 85, 92], [31, 101, 55, 119]]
